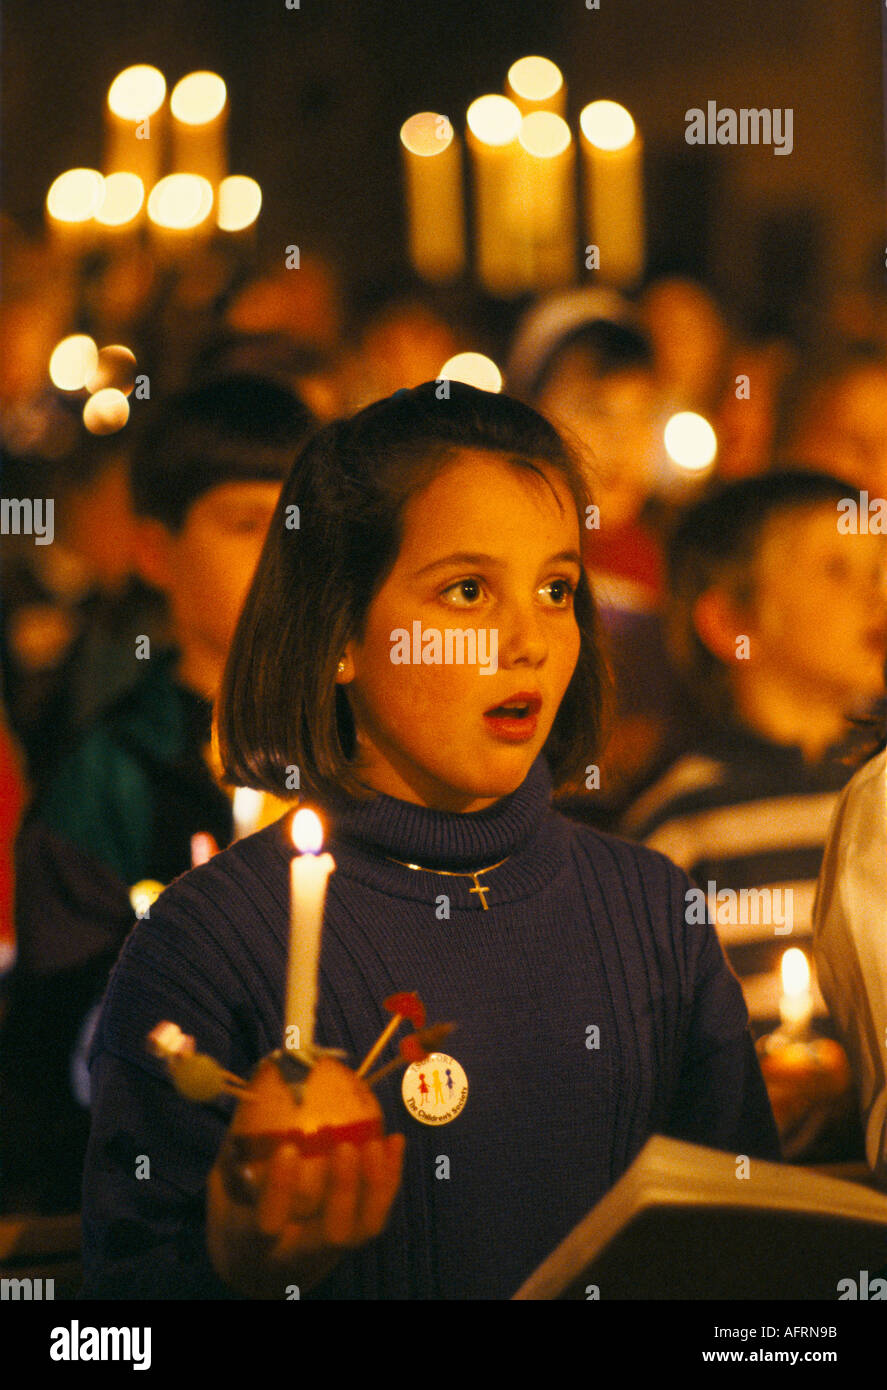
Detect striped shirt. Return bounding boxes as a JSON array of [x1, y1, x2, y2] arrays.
[[621, 720, 866, 1030]]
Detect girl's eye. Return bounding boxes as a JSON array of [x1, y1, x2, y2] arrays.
[[541, 578, 576, 606], [441, 578, 484, 605]]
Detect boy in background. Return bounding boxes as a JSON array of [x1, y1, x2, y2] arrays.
[[1, 374, 313, 1213], [623, 471, 887, 1044]]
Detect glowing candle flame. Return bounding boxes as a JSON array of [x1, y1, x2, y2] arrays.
[[108, 66, 166, 121], [664, 412, 718, 471], [507, 56, 564, 107], [466, 94, 522, 147], [49, 335, 98, 392], [291, 807, 324, 854], [781, 948, 810, 997], [438, 352, 503, 393], [580, 101, 637, 152]]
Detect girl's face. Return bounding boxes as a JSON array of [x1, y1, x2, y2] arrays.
[[339, 451, 584, 812]]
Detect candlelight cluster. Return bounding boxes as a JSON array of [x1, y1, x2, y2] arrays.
[[44, 64, 262, 256], [400, 56, 644, 295], [48, 334, 138, 435]]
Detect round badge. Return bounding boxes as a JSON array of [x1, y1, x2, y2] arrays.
[[401, 1052, 468, 1125]]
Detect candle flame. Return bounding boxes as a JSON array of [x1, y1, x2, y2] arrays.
[[49, 335, 98, 392], [663, 411, 718, 471], [781, 948, 810, 996], [466, 95, 522, 147], [518, 111, 571, 159], [438, 352, 502, 393], [400, 112, 455, 157], [170, 71, 227, 126], [291, 807, 324, 853], [46, 169, 105, 224], [580, 100, 637, 152], [507, 56, 564, 105], [108, 65, 166, 121]]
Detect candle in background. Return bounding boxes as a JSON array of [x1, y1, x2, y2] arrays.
[[146, 173, 214, 261], [438, 352, 503, 393], [579, 100, 645, 288], [516, 111, 575, 289], [49, 335, 99, 393], [170, 71, 228, 187], [216, 174, 262, 236], [286, 808, 335, 1053], [105, 65, 167, 190], [400, 112, 465, 283], [779, 948, 814, 1039], [505, 56, 566, 118], [466, 94, 525, 296], [45, 168, 105, 254], [95, 172, 145, 240], [232, 786, 264, 840]]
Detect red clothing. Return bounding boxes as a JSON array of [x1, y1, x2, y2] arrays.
[[0, 718, 26, 970]]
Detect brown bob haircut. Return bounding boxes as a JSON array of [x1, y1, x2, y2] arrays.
[[217, 380, 611, 803]]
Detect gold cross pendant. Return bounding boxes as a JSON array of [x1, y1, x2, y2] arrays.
[[469, 875, 491, 910]]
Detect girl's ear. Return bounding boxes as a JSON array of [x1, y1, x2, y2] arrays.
[[132, 517, 176, 594], [692, 587, 751, 664]]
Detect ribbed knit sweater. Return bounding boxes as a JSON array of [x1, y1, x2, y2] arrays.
[[80, 753, 779, 1300]]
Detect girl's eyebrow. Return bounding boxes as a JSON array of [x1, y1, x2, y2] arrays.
[[412, 549, 583, 577]]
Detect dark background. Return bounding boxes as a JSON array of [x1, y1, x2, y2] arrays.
[[2, 0, 884, 333]]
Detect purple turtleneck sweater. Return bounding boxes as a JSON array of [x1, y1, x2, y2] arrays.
[[80, 754, 779, 1300]]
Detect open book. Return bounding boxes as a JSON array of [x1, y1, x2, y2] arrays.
[[513, 1136, 887, 1299]]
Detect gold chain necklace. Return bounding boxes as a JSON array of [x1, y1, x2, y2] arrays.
[[381, 853, 512, 910]]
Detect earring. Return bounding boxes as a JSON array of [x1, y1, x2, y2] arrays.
[[337, 659, 345, 675]]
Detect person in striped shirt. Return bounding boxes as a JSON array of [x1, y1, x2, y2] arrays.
[[622, 471, 887, 1036]]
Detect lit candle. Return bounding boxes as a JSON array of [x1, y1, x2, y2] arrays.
[[105, 66, 167, 190], [516, 111, 575, 290], [400, 112, 465, 283], [232, 786, 264, 840], [779, 948, 814, 1039], [170, 71, 228, 187], [466, 94, 526, 296], [579, 100, 645, 288], [286, 808, 335, 1054], [146, 173, 214, 262], [505, 56, 565, 118], [45, 168, 105, 254]]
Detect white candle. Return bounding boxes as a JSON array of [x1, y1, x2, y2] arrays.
[[105, 65, 167, 191], [466, 95, 526, 296], [400, 112, 465, 283], [286, 808, 335, 1053], [579, 100, 645, 288], [516, 111, 575, 290], [779, 948, 814, 1038], [170, 71, 228, 187]]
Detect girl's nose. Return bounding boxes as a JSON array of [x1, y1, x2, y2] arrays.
[[494, 597, 548, 667]]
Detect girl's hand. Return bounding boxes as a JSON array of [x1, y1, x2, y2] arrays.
[[207, 1132, 405, 1299]]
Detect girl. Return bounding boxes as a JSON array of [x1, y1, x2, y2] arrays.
[[81, 382, 779, 1299]]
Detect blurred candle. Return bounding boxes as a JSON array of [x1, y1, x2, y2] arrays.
[[579, 100, 645, 288], [45, 168, 104, 252], [286, 809, 335, 1053], [663, 411, 718, 472], [170, 72, 228, 187], [439, 352, 503, 392], [105, 65, 167, 189], [506, 56, 565, 117], [466, 94, 524, 296], [779, 949, 814, 1039], [232, 786, 264, 840], [49, 335, 99, 392], [83, 388, 130, 435], [516, 111, 575, 289], [147, 173, 214, 261], [216, 175, 262, 233], [95, 172, 145, 240], [400, 112, 465, 283]]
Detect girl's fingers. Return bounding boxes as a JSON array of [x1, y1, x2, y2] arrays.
[[257, 1144, 303, 1235], [356, 1133, 405, 1240], [287, 1153, 329, 1219], [321, 1142, 361, 1246]]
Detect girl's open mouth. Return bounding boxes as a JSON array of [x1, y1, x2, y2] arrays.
[[483, 694, 541, 741]]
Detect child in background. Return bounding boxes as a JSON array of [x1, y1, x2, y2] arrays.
[[81, 382, 778, 1300], [0, 374, 313, 1214], [623, 471, 887, 1044]]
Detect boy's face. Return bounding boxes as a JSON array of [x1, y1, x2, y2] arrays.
[[744, 504, 887, 704], [340, 451, 584, 812], [537, 350, 661, 529], [157, 480, 282, 667]]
